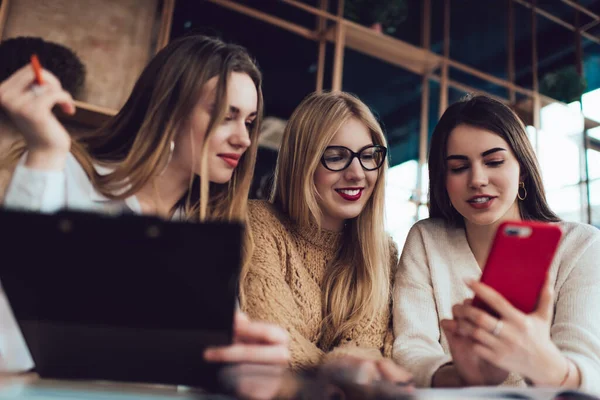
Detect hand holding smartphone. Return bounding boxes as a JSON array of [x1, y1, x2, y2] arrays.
[[472, 220, 563, 316]]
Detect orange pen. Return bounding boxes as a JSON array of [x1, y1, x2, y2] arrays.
[[30, 54, 44, 85]]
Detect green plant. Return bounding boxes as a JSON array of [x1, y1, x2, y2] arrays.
[[344, 0, 408, 34], [540, 65, 587, 104]]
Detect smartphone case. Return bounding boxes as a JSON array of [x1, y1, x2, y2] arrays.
[[472, 220, 562, 316]]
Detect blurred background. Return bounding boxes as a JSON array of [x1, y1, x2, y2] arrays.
[[1, 0, 599, 248]]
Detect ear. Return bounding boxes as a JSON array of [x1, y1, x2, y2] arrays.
[[519, 166, 528, 183]]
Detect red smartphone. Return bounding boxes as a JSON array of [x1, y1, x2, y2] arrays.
[[472, 220, 563, 316]]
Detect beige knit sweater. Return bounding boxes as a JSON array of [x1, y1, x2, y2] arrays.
[[392, 218, 600, 393], [242, 200, 397, 369]]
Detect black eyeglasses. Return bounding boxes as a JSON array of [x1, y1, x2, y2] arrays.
[[320, 145, 387, 172]]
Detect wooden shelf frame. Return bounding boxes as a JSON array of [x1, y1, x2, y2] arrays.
[[0, 0, 175, 128], [205, 0, 600, 224]]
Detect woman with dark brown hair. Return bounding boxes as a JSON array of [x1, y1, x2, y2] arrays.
[[0, 35, 289, 372], [392, 95, 600, 392]]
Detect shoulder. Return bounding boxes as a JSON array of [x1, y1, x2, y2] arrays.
[[405, 218, 457, 245], [247, 200, 289, 240], [556, 221, 600, 260], [248, 200, 284, 226], [559, 221, 600, 243]]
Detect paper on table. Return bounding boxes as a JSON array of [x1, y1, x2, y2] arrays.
[[415, 387, 573, 400], [0, 285, 34, 373]]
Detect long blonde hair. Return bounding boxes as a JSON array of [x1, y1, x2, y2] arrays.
[[4, 35, 263, 222], [272, 91, 390, 350]]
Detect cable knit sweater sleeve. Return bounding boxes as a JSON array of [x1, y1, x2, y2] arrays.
[[243, 203, 324, 368]]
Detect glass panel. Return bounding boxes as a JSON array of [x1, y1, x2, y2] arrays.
[[588, 126, 600, 141], [385, 160, 419, 249], [538, 102, 584, 191], [582, 88, 600, 123], [546, 184, 586, 223], [587, 149, 600, 181], [590, 179, 600, 228]]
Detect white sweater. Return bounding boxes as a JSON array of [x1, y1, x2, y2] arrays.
[[392, 218, 600, 393]]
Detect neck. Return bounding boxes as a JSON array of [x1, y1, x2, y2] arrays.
[[320, 215, 345, 232], [464, 222, 498, 269], [464, 203, 522, 269], [137, 163, 191, 217]]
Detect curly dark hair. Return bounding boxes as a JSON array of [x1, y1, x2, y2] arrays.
[[0, 37, 85, 96]]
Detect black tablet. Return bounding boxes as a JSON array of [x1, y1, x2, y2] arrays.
[[0, 209, 243, 389]]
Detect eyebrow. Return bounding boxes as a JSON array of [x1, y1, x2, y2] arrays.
[[446, 147, 506, 161], [229, 106, 257, 118]]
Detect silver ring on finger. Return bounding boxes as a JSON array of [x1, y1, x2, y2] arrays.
[[491, 319, 503, 336]]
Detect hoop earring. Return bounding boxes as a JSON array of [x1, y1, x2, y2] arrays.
[[159, 141, 175, 176], [517, 181, 527, 201]]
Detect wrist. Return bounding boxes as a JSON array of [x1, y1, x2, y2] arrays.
[[528, 352, 570, 387], [25, 147, 70, 170]]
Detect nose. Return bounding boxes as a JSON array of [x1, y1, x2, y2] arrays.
[[469, 164, 488, 189], [343, 157, 366, 181], [230, 121, 251, 150]]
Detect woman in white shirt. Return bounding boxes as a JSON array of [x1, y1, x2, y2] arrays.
[[392, 95, 600, 392], [0, 35, 289, 373]]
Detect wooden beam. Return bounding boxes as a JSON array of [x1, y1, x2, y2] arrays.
[[315, 0, 328, 92], [283, 0, 339, 22], [561, 0, 600, 22], [206, 0, 317, 41], [283, 0, 528, 95], [417, 0, 431, 206], [422, 0, 431, 50], [430, 74, 508, 104], [507, 0, 516, 104], [514, 0, 600, 45], [446, 58, 534, 96], [439, 0, 450, 118], [532, 0, 539, 95], [581, 19, 600, 33], [0, 0, 10, 39], [323, 23, 441, 75], [531, 0, 540, 134], [575, 2, 583, 76], [221, 0, 578, 110], [590, 137, 600, 152], [570, 0, 593, 224], [331, 0, 345, 91], [155, 0, 175, 53], [58, 100, 118, 128]]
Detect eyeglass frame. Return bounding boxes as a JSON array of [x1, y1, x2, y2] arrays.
[[319, 144, 388, 172]]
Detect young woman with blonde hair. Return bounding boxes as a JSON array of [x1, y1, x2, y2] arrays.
[[241, 91, 411, 384], [0, 34, 289, 372]]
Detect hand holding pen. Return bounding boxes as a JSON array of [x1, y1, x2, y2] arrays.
[[0, 54, 75, 170]]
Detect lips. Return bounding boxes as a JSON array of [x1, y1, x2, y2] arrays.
[[467, 195, 496, 209], [335, 188, 363, 201], [218, 153, 241, 168]]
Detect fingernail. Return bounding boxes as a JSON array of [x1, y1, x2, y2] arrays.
[[396, 378, 415, 387]]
